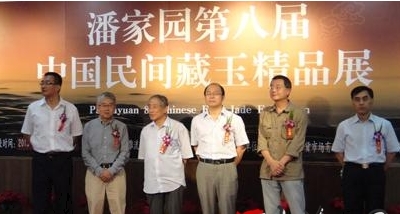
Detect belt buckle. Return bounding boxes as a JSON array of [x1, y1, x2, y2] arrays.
[[101, 163, 111, 168], [362, 163, 369, 169], [214, 160, 221, 164]]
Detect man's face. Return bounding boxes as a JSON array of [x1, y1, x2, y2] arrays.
[[40, 75, 60, 97], [147, 98, 167, 122], [352, 90, 373, 115], [97, 98, 116, 121], [204, 84, 224, 108], [269, 79, 291, 102]]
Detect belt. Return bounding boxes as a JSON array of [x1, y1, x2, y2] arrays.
[[345, 162, 384, 169], [33, 151, 72, 158], [100, 163, 113, 168], [199, 158, 235, 165]]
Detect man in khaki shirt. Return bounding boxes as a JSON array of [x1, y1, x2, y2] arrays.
[[257, 75, 308, 214]]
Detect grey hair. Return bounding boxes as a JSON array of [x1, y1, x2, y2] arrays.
[[97, 91, 116, 104], [149, 94, 169, 107]]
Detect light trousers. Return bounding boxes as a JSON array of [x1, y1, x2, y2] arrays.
[[196, 161, 238, 214], [85, 169, 126, 214], [261, 179, 305, 214]]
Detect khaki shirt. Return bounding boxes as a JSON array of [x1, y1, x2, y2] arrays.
[[257, 103, 308, 180]]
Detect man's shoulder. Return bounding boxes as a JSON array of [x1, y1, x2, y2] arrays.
[[169, 117, 185, 125], [28, 98, 44, 107], [291, 106, 308, 117], [84, 118, 99, 126], [113, 118, 127, 126], [338, 115, 356, 125], [61, 99, 77, 107], [192, 112, 206, 119], [370, 114, 388, 121], [141, 122, 154, 130], [261, 105, 274, 112]]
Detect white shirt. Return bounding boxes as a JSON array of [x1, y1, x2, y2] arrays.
[[21, 98, 83, 153], [138, 117, 193, 194], [190, 107, 250, 159]]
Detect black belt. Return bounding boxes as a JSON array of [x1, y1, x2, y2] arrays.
[[345, 162, 384, 169], [33, 151, 72, 158], [199, 158, 235, 165], [100, 163, 113, 168]]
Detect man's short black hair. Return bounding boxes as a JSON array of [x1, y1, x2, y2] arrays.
[[44, 72, 62, 86], [271, 75, 292, 89], [351, 86, 374, 99]]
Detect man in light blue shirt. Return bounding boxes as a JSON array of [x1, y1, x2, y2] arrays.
[[332, 86, 400, 214], [82, 92, 130, 214]]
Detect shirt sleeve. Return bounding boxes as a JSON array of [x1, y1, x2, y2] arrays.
[[331, 122, 345, 153], [138, 127, 146, 160], [21, 105, 33, 135], [383, 119, 400, 153], [177, 123, 194, 159], [69, 104, 83, 137], [232, 114, 250, 147], [190, 116, 198, 146], [81, 122, 102, 176], [257, 111, 269, 153]]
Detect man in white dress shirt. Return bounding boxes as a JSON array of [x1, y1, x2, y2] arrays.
[[190, 82, 249, 214], [21, 72, 83, 214], [138, 94, 193, 214]]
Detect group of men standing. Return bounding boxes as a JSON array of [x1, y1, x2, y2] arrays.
[[21, 72, 399, 214]]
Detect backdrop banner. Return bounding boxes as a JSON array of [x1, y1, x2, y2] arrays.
[[1, 1, 399, 160]]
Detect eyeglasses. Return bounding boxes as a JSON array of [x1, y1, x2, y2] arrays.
[[205, 92, 223, 97], [39, 81, 56, 86]]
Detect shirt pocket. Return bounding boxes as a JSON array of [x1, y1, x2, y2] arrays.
[[260, 124, 273, 139], [259, 113, 273, 139]]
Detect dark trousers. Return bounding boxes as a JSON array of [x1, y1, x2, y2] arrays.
[[342, 162, 385, 214], [146, 185, 184, 214], [32, 151, 73, 214]]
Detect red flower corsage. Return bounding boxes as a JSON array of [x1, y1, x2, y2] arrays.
[[159, 126, 172, 154], [112, 124, 120, 148], [284, 111, 295, 140], [223, 116, 233, 144], [58, 106, 67, 132], [373, 124, 383, 154]]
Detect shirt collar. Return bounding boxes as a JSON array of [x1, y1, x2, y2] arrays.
[[39, 97, 66, 110], [266, 102, 294, 114], [150, 116, 170, 128], [349, 113, 376, 124], [203, 106, 230, 118], [98, 117, 115, 126]]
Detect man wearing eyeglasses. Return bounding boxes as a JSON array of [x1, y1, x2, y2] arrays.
[[82, 91, 130, 214], [257, 75, 308, 214], [190, 82, 249, 214], [21, 72, 83, 214]]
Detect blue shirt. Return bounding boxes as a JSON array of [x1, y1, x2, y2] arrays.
[[82, 118, 130, 176], [332, 114, 400, 163]]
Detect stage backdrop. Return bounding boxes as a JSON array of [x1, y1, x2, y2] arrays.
[[0, 1, 399, 160]]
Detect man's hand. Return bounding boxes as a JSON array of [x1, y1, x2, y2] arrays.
[[269, 159, 284, 177], [99, 169, 113, 182]]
